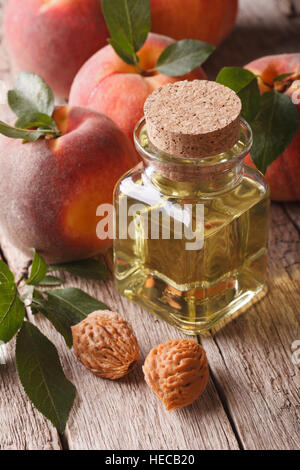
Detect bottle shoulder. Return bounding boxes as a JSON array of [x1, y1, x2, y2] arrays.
[[114, 162, 269, 206]]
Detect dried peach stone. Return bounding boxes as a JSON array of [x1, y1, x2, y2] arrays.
[[143, 339, 209, 410], [72, 310, 139, 380]]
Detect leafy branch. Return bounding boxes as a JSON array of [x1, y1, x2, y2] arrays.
[[102, 0, 215, 77], [0, 251, 108, 433], [0, 72, 62, 142], [216, 66, 299, 174]]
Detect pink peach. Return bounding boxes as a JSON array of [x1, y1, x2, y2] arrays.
[[150, 0, 239, 46], [0, 106, 138, 263], [4, 0, 108, 97], [69, 33, 207, 141], [245, 54, 300, 201]]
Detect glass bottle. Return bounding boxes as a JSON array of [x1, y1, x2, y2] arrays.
[[113, 81, 270, 335]]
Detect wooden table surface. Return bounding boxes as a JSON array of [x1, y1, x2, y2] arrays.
[[0, 0, 299, 451]]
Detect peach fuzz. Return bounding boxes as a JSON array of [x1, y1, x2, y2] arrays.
[[69, 33, 207, 141], [245, 54, 300, 201], [150, 0, 238, 46], [4, 0, 108, 97], [0, 107, 139, 263]]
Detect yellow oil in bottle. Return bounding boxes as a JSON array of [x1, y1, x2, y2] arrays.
[[114, 176, 269, 334], [114, 116, 269, 335]]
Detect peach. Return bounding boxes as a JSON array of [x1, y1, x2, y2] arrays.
[[4, 0, 108, 97], [69, 33, 207, 141], [0, 107, 138, 263], [150, 0, 239, 46], [245, 54, 300, 201]]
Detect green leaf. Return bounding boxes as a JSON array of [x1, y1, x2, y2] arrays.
[[46, 288, 108, 319], [8, 72, 54, 118], [217, 67, 257, 92], [16, 322, 76, 433], [0, 120, 47, 142], [31, 293, 74, 348], [238, 80, 261, 123], [15, 112, 59, 132], [156, 40, 215, 77], [102, 0, 151, 57], [0, 283, 25, 343], [38, 276, 64, 287], [50, 259, 108, 281], [33, 288, 108, 348], [0, 260, 14, 284], [216, 67, 261, 122], [27, 250, 47, 286], [30, 289, 45, 315], [273, 73, 293, 83], [108, 38, 136, 65], [250, 91, 299, 174]]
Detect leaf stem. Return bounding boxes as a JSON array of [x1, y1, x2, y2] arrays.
[[131, 53, 147, 75], [39, 129, 62, 136], [16, 274, 26, 287], [256, 74, 274, 89], [16, 260, 32, 286]]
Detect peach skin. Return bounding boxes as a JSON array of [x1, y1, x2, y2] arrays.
[[0, 106, 139, 263], [150, 0, 238, 46], [4, 0, 108, 97], [245, 54, 300, 201], [69, 33, 207, 141]]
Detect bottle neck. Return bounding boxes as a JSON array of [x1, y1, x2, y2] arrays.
[[143, 156, 245, 198], [134, 117, 253, 198]]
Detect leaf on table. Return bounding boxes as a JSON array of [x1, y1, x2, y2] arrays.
[[250, 91, 299, 174], [37, 275, 64, 287], [32, 288, 109, 347], [0, 283, 25, 343], [46, 288, 108, 318], [102, 0, 151, 59], [26, 249, 47, 286], [156, 39, 215, 77], [8, 72, 55, 117], [31, 292, 74, 348], [50, 258, 108, 281], [16, 322, 76, 433], [30, 288, 46, 315], [0, 260, 14, 284], [216, 66, 261, 122]]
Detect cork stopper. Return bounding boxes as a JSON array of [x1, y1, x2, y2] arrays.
[[144, 80, 242, 158]]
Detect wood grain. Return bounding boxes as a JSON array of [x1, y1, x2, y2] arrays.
[[0, 335, 61, 450], [206, 0, 300, 79], [0, 236, 239, 450], [202, 204, 300, 450], [284, 203, 300, 232], [0, 0, 62, 451], [0, 0, 299, 451], [277, 0, 300, 16]]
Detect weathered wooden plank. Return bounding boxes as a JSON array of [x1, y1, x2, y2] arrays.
[[0, 0, 63, 451], [284, 203, 300, 233], [0, 0, 238, 450], [277, 0, 300, 16], [202, 204, 300, 450], [206, 0, 300, 79], [0, 0, 299, 451], [0, 237, 239, 450], [205, 6, 300, 450], [0, 334, 62, 450]]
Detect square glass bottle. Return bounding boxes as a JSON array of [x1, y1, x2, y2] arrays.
[[113, 81, 270, 335]]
